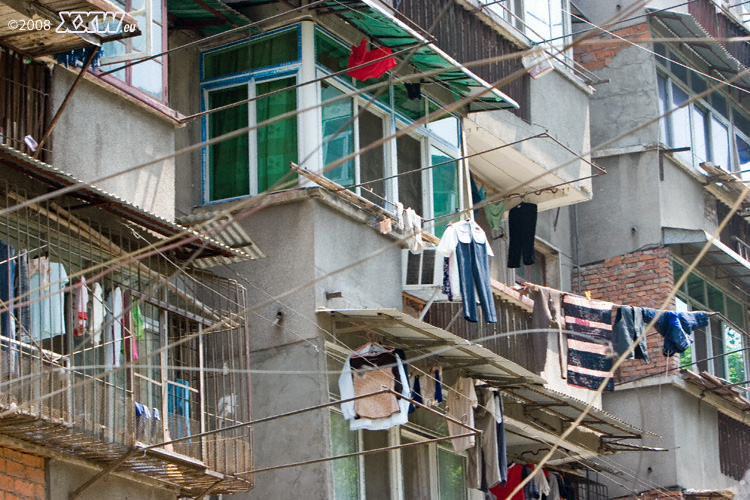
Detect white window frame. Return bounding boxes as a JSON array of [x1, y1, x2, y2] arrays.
[[101, 0, 155, 65]]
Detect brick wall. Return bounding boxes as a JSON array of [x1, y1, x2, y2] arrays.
[[574, 22, 651, 71], [572, 247, 680, 382], [0, 446, 45, 500]]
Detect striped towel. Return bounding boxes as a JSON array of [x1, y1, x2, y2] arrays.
[[563, 294, 615, 391]]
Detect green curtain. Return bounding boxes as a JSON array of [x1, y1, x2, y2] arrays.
[[204, 28, 298, 80], [256, 77, 298, 193], [208, 86, 249, 201]]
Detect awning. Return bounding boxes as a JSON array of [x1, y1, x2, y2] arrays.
[[0, 144, 264, 263], [322, 308, 544, 385], [464, 118, 596, 212], [323, 308, 651, 464], [0, 0, 139, 57], [318, 0, 518, 111], [662, 227, 750, 290], [649, 8, 750, 91], [167, 0, 256, 35]]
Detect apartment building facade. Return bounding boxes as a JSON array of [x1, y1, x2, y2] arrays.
[[572, 0, 750, 496]]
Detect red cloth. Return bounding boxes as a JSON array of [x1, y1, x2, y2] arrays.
[[347, 38, 397, 81], [491, 464, 524, 500]]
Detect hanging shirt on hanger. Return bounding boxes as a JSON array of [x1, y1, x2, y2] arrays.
[[445, 377, 478, 452], [29, 257, 68, 341], [437, 220, 497, 323]]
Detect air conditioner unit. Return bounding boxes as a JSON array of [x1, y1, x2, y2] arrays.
[[402, 248, 443, 289]]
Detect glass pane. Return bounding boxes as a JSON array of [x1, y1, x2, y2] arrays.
[[726, 297, 745, 328], [355, 73, 391, 105], [397, 134, 423, 216], [256, 77, 298, 193], [525, 0, 551, 42], [203, 28, 299, 80], [208, 85, 250, 200], [691, 106, 709, 166], [431, 147, 459, 238], [736, 135, 750, 178], [321, 83, 355, 186], [331, 411, 360, 500], [687, 273, 706, 305], [711, 117, 730, 172], [734, 109, 750, 136], [671, 84, 692, 165], [671, 54, 688, 84], [152, 0, 162, 24], [673, 259, 684, 286], [428, 116, 460, 150], [132, 14, 147, 52], [359, 108, 387, 206], [723, 324, 746, 384], [131, 58, 163, 99], [706, 283, 725, 315], [712, 93, 728, 119], [691, 75, 707, 94], [394, 83, 424, 121], [316, 29, 350, 74], [712, 317, 726, 379], [657, 74, 670, 144], [363, 431, 390, 500], [402, 437, 431, 500], [438, 448, 466, 500]]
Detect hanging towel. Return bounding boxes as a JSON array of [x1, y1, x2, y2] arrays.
[[90, 283, 104, 345], [484, 202, 506, 232], [403, 208, 424, 254], [445, 377, 478, 452], [73, 277, 88, 337], [530, 285, 566, 376], [641, 308, 709, 356], [347, 38, 397, 81], [563, 294, 615, 391]]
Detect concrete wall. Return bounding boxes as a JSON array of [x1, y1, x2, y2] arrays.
[[49, 69, 176, 220], [169, 30, 204, 217], [48, 460, 175, 500], [574, 151, 664, 264], [602, 383, 738, 497]]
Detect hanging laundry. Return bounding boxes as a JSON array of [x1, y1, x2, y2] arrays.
[[15, 250, 30, 341], [347, 38, 397, 82], [402, 208, 424, 254], [378, 217, 392, 234], [471, 175, 485, 218], [485, 201, 506, 240], [28, 257, 68, 342], [530, 285, 566, 376], [523, 465, 541, 500], [73, 277, 88, 337], [642, 308, 709, 356], [131, 300, 146, 360], [105, 287, 123, 369], [0, 240, 16, 342], [467, 387, 504, 492], [404, 82, 422, 99], [563, 294, 615, 391], [490, 463, 524, 500], [546, 472, 562, 500], [437, 220, 497, 323], [445, 377, 478, 452], [507, 202, 538, 268], [90, 283, 104, 345], [338, 343, 411, 431], [612, 305, 649, 362]]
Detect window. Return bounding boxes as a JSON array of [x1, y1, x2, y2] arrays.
[[314, 27, 463, 231], [201, 27, 300, 202], [102, 0, 166, 100], [656, 45, 750, 177], [674, 259, 749, 387]]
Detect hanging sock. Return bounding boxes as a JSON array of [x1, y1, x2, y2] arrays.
[[347, 38, 397, 81]]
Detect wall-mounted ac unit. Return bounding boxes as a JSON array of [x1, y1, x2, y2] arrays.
[[402, 248, 443, 289]]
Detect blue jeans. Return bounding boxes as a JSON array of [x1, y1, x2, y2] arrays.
[[456, 239, 497, 323]]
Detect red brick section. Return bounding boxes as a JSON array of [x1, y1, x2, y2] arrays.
[[573, 22, 651, 71], [0, 446, 45, 500], [572, 247, 680, 383]]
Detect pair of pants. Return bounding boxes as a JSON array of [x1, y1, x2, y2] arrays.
[[455, 238, 497, 323], [507, 202, 537, 268]]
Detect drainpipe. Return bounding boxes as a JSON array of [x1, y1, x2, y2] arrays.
[[574, 203, 582, 294]]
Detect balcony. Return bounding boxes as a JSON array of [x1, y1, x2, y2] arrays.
[[0, 179, 254, 496]]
